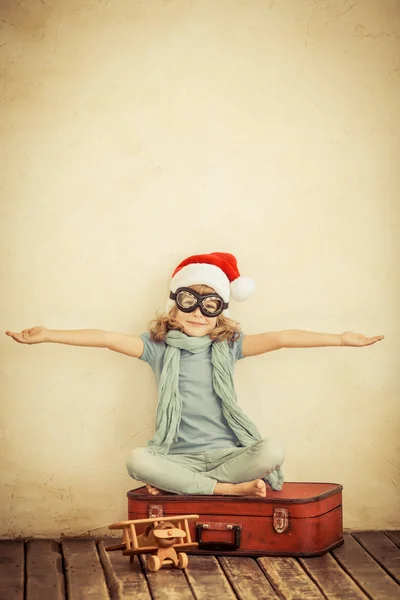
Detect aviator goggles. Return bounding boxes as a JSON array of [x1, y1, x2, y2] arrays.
[[169, 287, 228, 317]]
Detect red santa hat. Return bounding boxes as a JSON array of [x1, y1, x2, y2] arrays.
[[166, 252, 255, 315]]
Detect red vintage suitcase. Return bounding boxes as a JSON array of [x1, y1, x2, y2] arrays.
[[127, 482, 343, 557]]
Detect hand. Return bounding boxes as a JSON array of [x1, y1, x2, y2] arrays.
[[5, 326, 47, 344], [340, 331, 384, 347]]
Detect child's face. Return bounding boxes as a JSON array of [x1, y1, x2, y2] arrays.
[[174, 306, 217, 337]]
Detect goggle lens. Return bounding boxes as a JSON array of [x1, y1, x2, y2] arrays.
[[176, 290, 197, 310], [202, 297, 223, 315]]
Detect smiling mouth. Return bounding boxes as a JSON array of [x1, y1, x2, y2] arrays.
[[187, 321, 205, 326]]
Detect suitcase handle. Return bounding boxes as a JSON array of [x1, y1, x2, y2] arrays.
[[195, 523, 241, 551]]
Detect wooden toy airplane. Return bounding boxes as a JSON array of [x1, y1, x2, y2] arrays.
[[106, 514, 199, 572]]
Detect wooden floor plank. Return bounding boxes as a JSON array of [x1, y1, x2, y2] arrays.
[[62, 539, 109, 600], [258, 556, 325, 600], [385, 531, 400, 549], [0, 533, 399, 600], [218, 556, 278, 600], [98, 540, 151, 600], [26, 540, 65, 600], [0, 541, 24, 600], [332, 532, 400, 600], [353, 531, 400, 584], [143, 554, 194, 600], [300, 553, 368, 600], [185, 555, 236, 600]]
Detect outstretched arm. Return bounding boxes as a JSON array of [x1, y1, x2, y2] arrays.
[[5, 326, 144, 358], [242, 330, 384, 357]]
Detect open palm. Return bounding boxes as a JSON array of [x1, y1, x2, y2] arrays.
[[5, 326, 47, 344], [341, 331, 384, 347]]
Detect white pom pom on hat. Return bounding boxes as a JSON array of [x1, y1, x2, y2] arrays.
[[166, 252, 255, 315], [230, 275, 255, 302]]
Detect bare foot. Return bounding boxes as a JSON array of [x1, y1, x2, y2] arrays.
[[214, 479, 267, 497], [145, 484, 161, 495], [236, 479, 267, 497]]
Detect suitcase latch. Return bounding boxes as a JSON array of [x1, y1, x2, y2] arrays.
[[273, 508, 289, 533], [148, 504, 164, 518]]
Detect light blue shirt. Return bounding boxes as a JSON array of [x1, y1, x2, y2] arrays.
[[140, 332, 245, 454]]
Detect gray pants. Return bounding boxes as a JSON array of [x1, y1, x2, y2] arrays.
[[126, 437, 285, 495]]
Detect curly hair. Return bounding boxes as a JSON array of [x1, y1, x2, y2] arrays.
[[148, 284, 241, 344]]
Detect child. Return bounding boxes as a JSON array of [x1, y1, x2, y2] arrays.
[[6, 252, 384, 498]]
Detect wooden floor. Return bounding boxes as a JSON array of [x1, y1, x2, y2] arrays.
[[0, 531, 399, 600]]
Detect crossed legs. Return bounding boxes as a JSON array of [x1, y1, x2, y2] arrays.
[[126, 438, 285, 497]]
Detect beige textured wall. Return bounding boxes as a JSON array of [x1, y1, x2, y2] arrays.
[[1, 0, 399, 536]]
